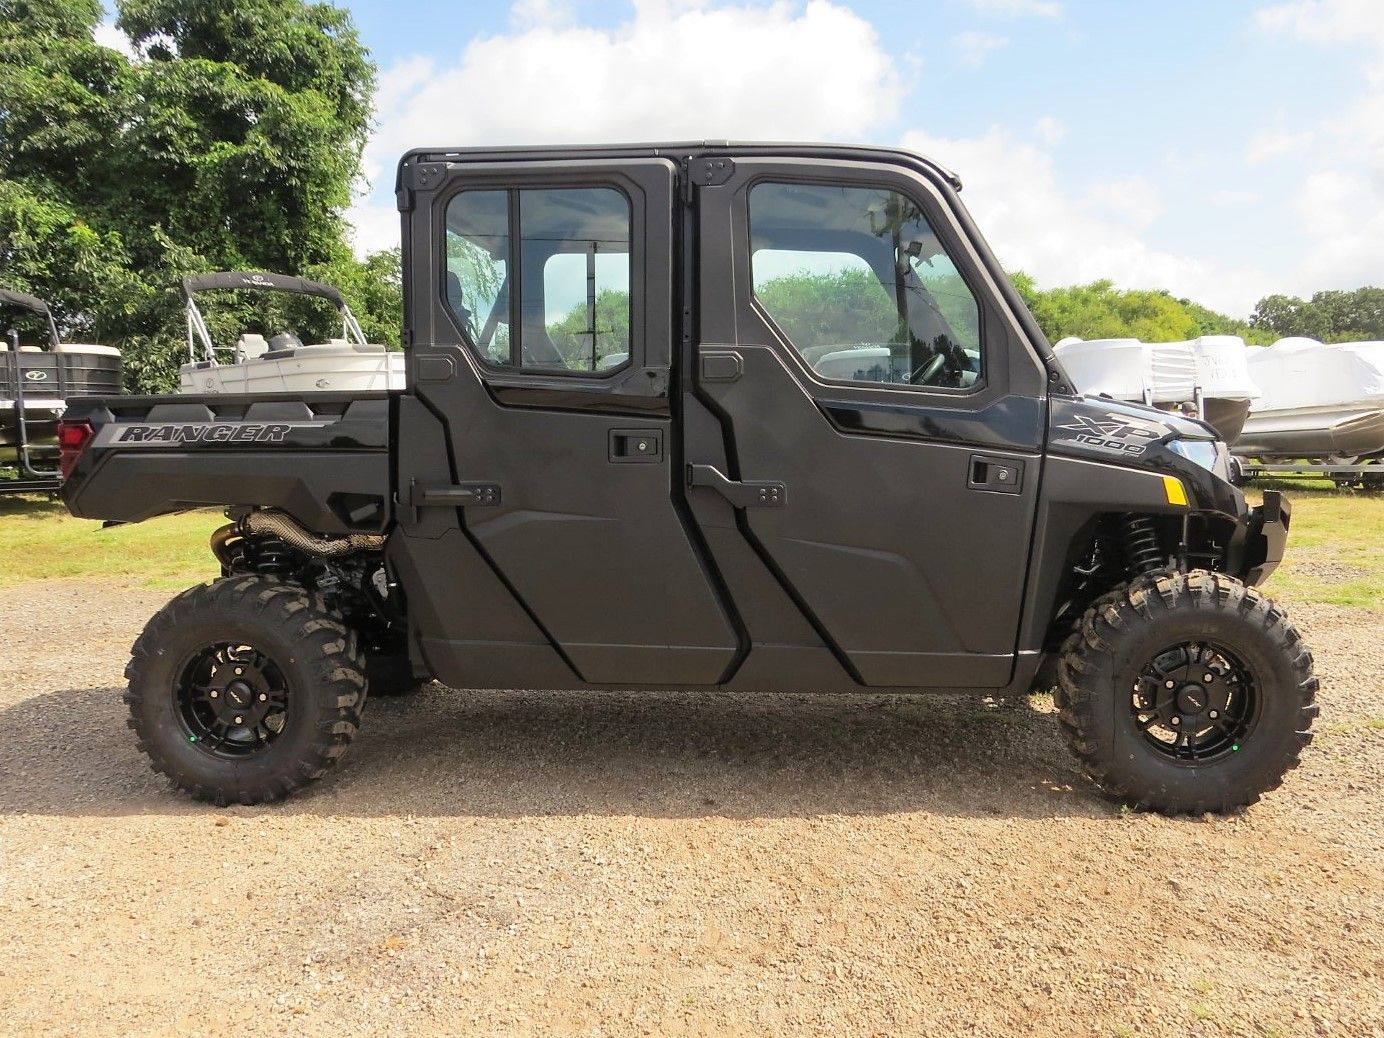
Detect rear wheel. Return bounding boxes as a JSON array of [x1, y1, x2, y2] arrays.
[[1055, 570, 1317, 814], [125, 577, 367, 805]]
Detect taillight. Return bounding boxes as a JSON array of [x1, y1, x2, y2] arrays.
[[57, 419, 94, 480]]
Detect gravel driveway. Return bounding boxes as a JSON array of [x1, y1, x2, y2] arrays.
[[1, 580, 1380, 1037]]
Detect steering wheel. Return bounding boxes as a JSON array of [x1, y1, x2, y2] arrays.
[[909, 351, 948, 385], [909, 338, 970, 386]]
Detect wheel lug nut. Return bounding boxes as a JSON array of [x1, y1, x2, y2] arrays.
[[209, 690, 219, 699], [1170, 717, 1181, 726], [1165, 680, 1176, 689], [258, 693, 267, 702], [1203, 673, 1214, 683], [1209, 710, 1219, 719], [233, 716, 243, 725]]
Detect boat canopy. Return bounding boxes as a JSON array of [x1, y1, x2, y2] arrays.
[[0, 288, 61, 349], [181, 271, 368, 364], [180, 271, 348, 308]]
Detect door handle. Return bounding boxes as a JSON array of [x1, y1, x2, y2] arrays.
[[967, 455, 1023, 495], [687, 464, 786, 508], [609, 428, 663, 463], [410, 481, 501, 507]]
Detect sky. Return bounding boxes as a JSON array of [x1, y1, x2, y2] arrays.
[[110, 0, 1384, 317]]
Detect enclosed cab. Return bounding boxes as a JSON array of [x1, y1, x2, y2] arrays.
[[58, 143, 1315, 813]]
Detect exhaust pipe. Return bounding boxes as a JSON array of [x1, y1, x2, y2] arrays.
[[240, 509, 385, 558]]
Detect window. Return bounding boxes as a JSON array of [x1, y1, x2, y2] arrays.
[[445, 187, 632, 374], [444, 190, 510, 365], [748, 182, 982, 389]]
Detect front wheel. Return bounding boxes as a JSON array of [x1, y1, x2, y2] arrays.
[[125, 577, 367, 805], [1055, 570, 1318, 814]]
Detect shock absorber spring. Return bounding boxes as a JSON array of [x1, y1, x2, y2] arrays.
[[1120, 515, 1164, 575], [235, 533, 294, 576]]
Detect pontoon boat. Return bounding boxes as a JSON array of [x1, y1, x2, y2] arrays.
[[180, 272, 403, 395], [1, 287, 121, 489]]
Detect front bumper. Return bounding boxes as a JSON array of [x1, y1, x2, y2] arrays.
[[1239, 490, 1290, 586]]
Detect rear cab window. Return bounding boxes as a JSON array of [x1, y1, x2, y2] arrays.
[[444, 187, 632, 375]]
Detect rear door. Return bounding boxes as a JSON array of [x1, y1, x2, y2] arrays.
[[685, 153, 1049, 687], [398, 153, 737, 686]]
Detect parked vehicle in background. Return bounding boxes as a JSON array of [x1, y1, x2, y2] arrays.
[[179, 272, 403, 396], [1233, 337, 1384, 490], [1053, 334, 1259, 442], [1, 287, 122, 494], [58, 142, 1316, 814]]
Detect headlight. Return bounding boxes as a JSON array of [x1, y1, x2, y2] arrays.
[[1167, 438, 1219, 471]]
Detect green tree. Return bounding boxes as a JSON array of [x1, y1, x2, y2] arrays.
[[115, 0, 374, 275], [1250, 288, 1384, 342], [306, 249, 402, 349], [754, 268, 898, 351], [0, 0, 389, 392], [1009, 275, 1270, 345], [546, 288, 631, 369]]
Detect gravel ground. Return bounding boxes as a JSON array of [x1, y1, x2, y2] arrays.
[[0, 579, 1381, 1038]]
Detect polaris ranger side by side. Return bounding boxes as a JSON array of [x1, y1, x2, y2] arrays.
[[58, 143, 1316, 812]]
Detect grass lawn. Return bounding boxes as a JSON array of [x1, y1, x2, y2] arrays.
[[1, 480, 1381, 607], [1249, 479, 1384, 609], [0, 495, 223, 591]]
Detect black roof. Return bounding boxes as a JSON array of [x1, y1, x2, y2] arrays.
[[396, 141, 962, 192]]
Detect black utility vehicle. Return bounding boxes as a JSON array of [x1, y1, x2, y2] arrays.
[[59, 143, 1316, 812]]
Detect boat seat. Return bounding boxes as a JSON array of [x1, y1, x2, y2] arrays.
[[236, 334, 271, 361]]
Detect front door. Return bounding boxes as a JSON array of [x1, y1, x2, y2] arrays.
[[684, 154, 1050, 687]]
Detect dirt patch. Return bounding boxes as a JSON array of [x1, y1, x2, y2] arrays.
[[0, 580, 1380, 1037]]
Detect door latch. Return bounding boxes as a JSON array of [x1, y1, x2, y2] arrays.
[[687, 464, 786, 508], [967, 455, 1024, 495], [609, 428, 663, 463]]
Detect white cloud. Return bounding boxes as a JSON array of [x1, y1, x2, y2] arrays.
[[349, 0, 904, 253], [93, 20, 136, 59], [345, 196, 402, 258], [901, 126, 1268, 314], [1245, 128, 1313, 162], [1211, 188, 1260, 206], [510, 0, 575, 29], [1032, 115, 1065, 148], [952, 30, 1008, 67], [1256, 0, 1384, 57], [1255, 0, 1384, 294], [1086, 176, 1160, 229], [957, 0, 1061, 18]]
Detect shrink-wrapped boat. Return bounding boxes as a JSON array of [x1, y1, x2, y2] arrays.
[[1236, 338, 1384, 462], [1053, 335, 1259, 441]]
